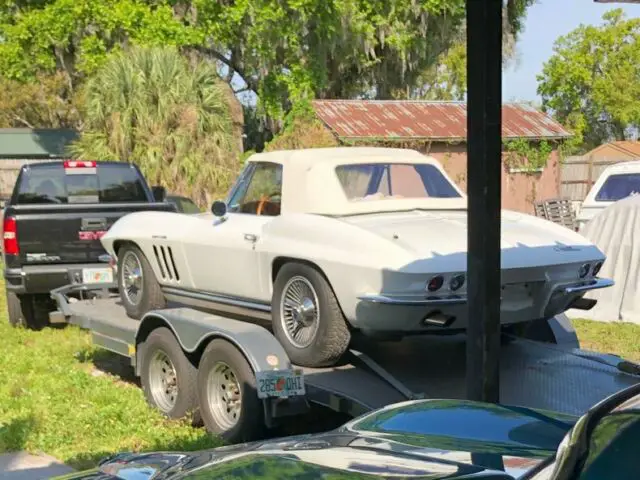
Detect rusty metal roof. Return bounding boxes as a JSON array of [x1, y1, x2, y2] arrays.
[[312, 100, 571, 141]]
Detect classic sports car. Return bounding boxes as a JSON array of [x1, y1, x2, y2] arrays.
[[101, 147, 612, 368]]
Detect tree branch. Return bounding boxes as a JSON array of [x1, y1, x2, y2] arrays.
[[191, 45, 258, 93], [13, 115, 34, 128]]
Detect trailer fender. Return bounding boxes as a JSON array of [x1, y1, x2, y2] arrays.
[[136, 307, 293, 375]]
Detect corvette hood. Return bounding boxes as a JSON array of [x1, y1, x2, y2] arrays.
[[341, 209, 604, 269]]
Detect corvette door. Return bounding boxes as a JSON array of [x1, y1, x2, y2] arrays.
[[184, 161, 282, 301]]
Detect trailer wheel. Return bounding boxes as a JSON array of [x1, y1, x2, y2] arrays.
[[272, 263, 350, 367], [6, 292, 48, 330], [117, 244, 165, 319], [197, 339, 264, 443], [139, 327, 198, 420]]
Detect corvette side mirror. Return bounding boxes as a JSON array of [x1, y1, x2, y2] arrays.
[[211, 200, 227, 217]]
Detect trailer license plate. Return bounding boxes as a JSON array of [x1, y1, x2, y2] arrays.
[[82, 267, 113, 284], [255, 369, 305, 399]]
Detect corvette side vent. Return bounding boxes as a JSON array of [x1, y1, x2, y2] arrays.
[[166, 246, 180, 281], [152, 244, 180, 282]]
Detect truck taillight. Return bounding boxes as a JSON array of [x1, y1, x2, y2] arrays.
[[3, 216, 18, 255]]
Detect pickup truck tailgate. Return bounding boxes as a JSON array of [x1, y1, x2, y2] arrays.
[[13, 203, 163, 264]]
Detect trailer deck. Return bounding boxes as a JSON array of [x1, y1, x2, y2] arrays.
[[56, 288, 640, 421]]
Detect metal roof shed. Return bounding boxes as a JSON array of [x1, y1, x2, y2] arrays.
[[0, 128, 78, 159]]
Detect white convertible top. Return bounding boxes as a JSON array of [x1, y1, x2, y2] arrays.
[[246, 147, 467, 215], [567, 194, 640, 324]]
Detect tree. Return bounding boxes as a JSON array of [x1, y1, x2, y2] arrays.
[[0, 0, 198, 86], [1, 0, 537, 122], [0, 73, 80, 128], [537, 9, 640, 153], [70, 46, 239, 205]]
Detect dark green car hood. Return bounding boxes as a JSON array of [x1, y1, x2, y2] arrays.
[[57, 399, 577, 479]]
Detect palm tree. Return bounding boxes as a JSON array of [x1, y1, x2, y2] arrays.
[[71, 46, 240, 206]]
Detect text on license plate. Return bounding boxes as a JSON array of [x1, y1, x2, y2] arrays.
[[255, 369, 305, 399], [82, 267, 113, 284]]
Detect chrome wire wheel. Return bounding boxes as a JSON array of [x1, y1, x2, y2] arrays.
[[148, 349, 178, 412], [122, 250, 143, 305], [207, 362, 242, 430], [280, 276, 320, 349]]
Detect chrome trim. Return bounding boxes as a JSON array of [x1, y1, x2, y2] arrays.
[[162, 287, 272, 322], [357, 294, 467, 306], [562, 278, 614, 294]]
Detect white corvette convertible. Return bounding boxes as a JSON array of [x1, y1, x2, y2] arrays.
[[101, 147, 612, 368]]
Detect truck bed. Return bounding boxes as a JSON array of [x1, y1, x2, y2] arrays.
[[61, 296, 640, 418]]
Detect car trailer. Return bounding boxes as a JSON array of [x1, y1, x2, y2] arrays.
[[50, 281, 640, 444]]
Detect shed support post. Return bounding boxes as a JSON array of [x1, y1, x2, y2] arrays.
[[465, 0, 503, 404]]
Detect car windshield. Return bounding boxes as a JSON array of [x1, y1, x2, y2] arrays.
[[335, 163, 461, 201], [594, 173, 640, 202]]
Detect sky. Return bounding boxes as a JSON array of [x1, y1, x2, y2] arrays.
[[502, 0, 640, 102]]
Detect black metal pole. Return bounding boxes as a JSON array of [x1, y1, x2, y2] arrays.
[[465, 0, 503, 403]]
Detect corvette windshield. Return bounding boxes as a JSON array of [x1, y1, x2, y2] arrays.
[[335, 163, 461, 201]]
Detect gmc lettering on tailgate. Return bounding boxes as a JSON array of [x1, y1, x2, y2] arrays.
[[79, 231, 107, 241]]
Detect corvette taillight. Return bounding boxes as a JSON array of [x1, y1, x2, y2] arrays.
[[3, 216, 18, 255]]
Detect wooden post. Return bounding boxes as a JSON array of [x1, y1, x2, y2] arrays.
[[465, 0, 503, 404]]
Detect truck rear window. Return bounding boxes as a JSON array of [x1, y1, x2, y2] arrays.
[[14, 163, 149, 205]]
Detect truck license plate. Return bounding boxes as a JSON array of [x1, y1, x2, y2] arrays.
[[82, 267, 113, 284], [255, 369, 305, 399]]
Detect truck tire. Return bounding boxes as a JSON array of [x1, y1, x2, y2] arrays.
[[6, 292, 48, 330], [197, 339, 264, 444], [139, 327, 198, 420], [271, 262, 350, 368], [117, 243, 165, 319]]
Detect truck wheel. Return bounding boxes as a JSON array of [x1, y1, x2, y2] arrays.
[[6, 292, 48, 330], [197, 339, 264, 444], [117, 243, 165, 319], [139, 327, 198, 420], [272, 263, 350, 368]]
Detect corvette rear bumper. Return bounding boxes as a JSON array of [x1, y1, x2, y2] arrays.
[[356, 277, 614, 306], [352, 277, 614, 332]]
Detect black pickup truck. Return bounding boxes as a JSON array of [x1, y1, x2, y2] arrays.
[[2, 160, 176, 329]]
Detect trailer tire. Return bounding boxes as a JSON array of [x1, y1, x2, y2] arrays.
[[6, 292, 48, 330], [117, 243, 165, 319], [272, 262, 350, 367], [197, 339, 264, 444], [139, 327, 198, 420]]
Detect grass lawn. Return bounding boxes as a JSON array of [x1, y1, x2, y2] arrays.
[[0, 280, 220, 470], [572, 318, 640, 363], [0, 275, 639, 471]]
